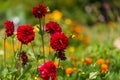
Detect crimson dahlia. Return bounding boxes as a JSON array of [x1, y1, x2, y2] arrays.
[[17, 25, 35, 44], [4, 20, 14, 37], [45, 21, 62, 35], [38, 61, 56, 80], [32, 4, 47, 18], [50, 32, 69, 51]]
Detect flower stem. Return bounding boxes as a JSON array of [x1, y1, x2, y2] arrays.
[[31, 42, 37, 60], [48, 43, 51, 60], [12, 37, 15, 61], [20, 43, 23, 53], [4, 35, 6, 68], [39, 18, 45, 62], [41, 34, 45, 62], [58, 59, 61, 67]]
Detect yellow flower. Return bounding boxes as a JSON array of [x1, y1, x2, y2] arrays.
[[108, 21, 116, 28], [47, 46, 54, 53], [77, 60, 82, 65], [33, 76, 42, 80], [6, 53, 11, 58], [14, 41, 21, 51], [34, 24, 39, 32], [68, 47, 75, 52], [65, 19, 72, 25], [5, 41, 12, 50], [52, 10, 62, 20], [78, 34, 83, 40], [71, 34, 76, 38]]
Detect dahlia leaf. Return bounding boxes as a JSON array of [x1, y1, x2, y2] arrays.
[[57, 68, 65, 77]]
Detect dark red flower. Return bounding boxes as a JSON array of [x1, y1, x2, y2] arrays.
[[32, 4, 47, 18], [50, 32, 69, 51], [58, 50, 66, 60], [17, 25, 35, 44], [4, 20, 14, 37], [19, 51, 28, 66], [38, 61, 56, 80], [45, 21, 62, 34]]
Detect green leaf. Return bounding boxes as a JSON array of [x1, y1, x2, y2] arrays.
[[89, 72, 98, 80], [57, 68, 65, 77], [2, 68, 8, 78], [17, 64, 32, 80]]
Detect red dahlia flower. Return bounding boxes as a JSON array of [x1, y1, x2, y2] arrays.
[[32, 4, 47, 18], [4, 20, 14, 37], [45, 21, 62, 34], [38, 61, 56, 80], [19, 51, 28, 66], [50, 32, 69, 51], [17, 25, 35, 44]]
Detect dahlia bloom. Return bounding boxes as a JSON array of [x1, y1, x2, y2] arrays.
[[32, 4, 47, 18], [4, 20, 14, 37], [50, 32, 68, 51], [17, 25, 35, 44], [38, 61, 56, 80], [19, 51, 28, 66], [45, 21, 62, 34]]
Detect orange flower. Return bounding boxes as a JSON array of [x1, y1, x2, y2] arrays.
[[85, 58, 92, 65], [77, 60, 82, 65], [97, 59, 105, 64], [54, 62, 61, 68], [84, 36, 89, 44], [101, 64, 108, 74], [105, 60, 110, 65], [74, 25, 83, 33], [70, 55, 76, 60], [65, 68, 74, 75]]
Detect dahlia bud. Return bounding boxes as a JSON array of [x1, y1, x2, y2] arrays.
[[19, 51, 28, 66], [58, 50, 66, 60]]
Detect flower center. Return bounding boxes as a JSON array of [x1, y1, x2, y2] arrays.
[[37, 10, 41, 14], [59, 40, 63, 45], [25, 31, 30, 35]]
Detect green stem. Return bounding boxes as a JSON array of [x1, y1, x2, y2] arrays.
[[52, 51, 57, 61], [41, 34, 45, 62], [75, 71, 80, 80], [31, 42, 37, 60], [12, 37, 15, 61], [48, 43, 51, 60], [19, 43, 23, 53], [4, 35, 6, 68], [39, 18, 45, 62], [58, 59, 61, 67]]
